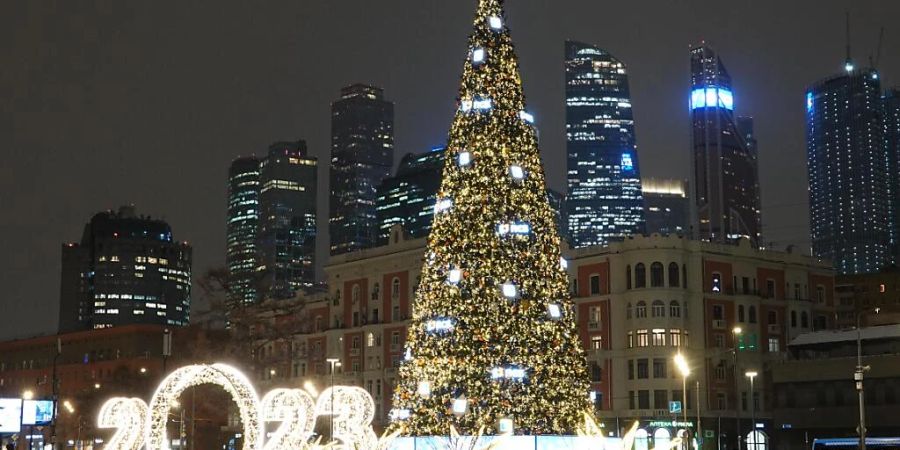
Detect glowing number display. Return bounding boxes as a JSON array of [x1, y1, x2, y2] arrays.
[[316, 386, 378, 450], [97, 397, 148, 450], [261, 389, 316, 450]]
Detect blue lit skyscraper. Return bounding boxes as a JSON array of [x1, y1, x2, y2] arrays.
[[565, 41, 644, 248], [806, 66, 891, 274], [376, 147, 446, 243], [226, 157, 261, 306], [690, 46, 762, 247]]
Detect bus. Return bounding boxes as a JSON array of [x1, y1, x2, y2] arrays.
[[813, 438, 900, 450]]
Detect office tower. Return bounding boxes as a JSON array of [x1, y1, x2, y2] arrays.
[[690, 46, 762, 247], [375, 147, 446, 243], [226, 156, 261, 306], [886, 89, 900, 264], [547, 188, 568, 243], [643, 178, 690, 236], [565, 40, 645, 248], [258, 141, 318, 299], [330, 84, 395, 255], [806, 66, 891, 274], [59, 206, 192, 332]]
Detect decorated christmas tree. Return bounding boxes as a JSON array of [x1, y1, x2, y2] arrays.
[[392, 0, 591, 436]]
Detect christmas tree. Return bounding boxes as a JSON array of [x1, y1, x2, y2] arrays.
[[392, 0, 591, 436]]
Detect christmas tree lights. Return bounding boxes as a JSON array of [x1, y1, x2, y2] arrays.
[[392, 0, 591, 436]]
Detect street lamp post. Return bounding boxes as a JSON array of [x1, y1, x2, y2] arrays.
[[675, 353, 691, 450], [856, 308, 879, 450], [745, 371, 758, 450], [326, 358, 341, 443], [732, 327, 743, 450]]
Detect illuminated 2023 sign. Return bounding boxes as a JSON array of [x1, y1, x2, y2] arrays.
[[97, 363, 387, 450]]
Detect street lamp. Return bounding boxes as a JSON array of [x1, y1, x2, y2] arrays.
[[22, 390, 34, 400], [856, 307, 880, 450], [732, 326, 743, 450], [745, 371, 758, 450], [326, 358, 341, 443], [674, 353, 690, 450]]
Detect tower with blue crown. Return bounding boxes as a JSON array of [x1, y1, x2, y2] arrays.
[[391, 0, 591, 436]]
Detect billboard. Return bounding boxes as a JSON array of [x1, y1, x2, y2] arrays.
[[23, 399, 54, 426], [0, 398, 22, 433]]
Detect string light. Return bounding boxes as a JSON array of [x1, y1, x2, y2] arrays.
[[260, 389, 316, 450], [316, 387, 378, 450], [97, 397, 148, 450]]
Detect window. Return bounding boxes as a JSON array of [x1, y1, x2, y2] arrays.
[[591, 362, 603, 382], [391, 277, 401, 299], [742, 277, 750, 294], [669, 263, 680, 287], [351, 336, 361, 349], [794, 284, 800, 300], [636, 301, 647, 318], [670, 329, 683, 347], [589, 275, 601, 295], [353, 311, 360, 327], [748, 306, 757, 323], [801, 312, 809, 328], [629, 391, 636, 410], [653, 358, 667, 378], [626, 265, 632, 289], [715, 362, 726, 380], [738, 305, 745, 322], [654, 390, 668, 409], [591, 335, 602, 350], [767, 311, 777, 325], [391, 331, 400, 346], [626, 303, 632, 319], [768, 337, 780, 352], [593, 391, 603, 410], [367, 333, 375, 347], [816, 285, 826, 304], [638, 390, 650, 409], [627, 331, 634, 348], [712, 304, 724, 320], [637, 329, 649, 347], [711, 272, 722, 292], [652, 300, 665, 317], [766, 279, 776, 298], [372, 282, 380, 300], [352, 285, 360, 304], [682, 264, 687, 289], [651, 262, 664, 287], [652, 329, 666, 346], [635, 264, 647, 288], [628, 360, 635, 379], [714, 334, 725, 348], [790, 311, 797, 328], [589, 306, 602, 328], [717, 392, 727, 410], [637, 359, 649, 379]]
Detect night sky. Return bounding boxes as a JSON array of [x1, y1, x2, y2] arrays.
[[2, 0, 898, 340]]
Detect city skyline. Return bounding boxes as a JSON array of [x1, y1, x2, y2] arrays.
[[2, 0, 899, 339]]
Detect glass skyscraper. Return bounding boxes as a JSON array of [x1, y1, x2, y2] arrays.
[[330, 84, 395, 255], [376, 147, 446, 243], [226, 141, 317, 304], [886, 89, 900, 264], [690, 46, 762, 247], [565, 41, 645, 248], [806, 67, 892, 274], [59, 205, 192, 332], [226, 156, 260, 306], [642, 178, 690, 236]]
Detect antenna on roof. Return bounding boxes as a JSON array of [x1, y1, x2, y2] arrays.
[[873, 27, 884, 70], [844, 12, 854, 72]]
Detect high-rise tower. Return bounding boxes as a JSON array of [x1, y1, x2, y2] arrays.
[[565, 41, 644, 247], [885, 89, 900, 265], [226, 156, 261, 306], [690, 46, 762, 247], [258, 141, 318, 299], [59, 206, 192, 332], [330, 84, 395, 255], [375, 147, 447, 244], [806, 66, 891, 274]]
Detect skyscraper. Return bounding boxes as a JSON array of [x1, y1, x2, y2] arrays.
[[375, 147, 446, 243], [226, 156, 260, 306], [886, 89, 900, 264], [330, 84, 395, 255], [642, 178, 690, 236], [690, 46, 762, 247], [258, 141, 318, 299], [59, 205, 192, 332], [565, 40, 645, 248], [806, 66, 891, 274]]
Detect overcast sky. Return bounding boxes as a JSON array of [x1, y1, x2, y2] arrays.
[[2, 0, 898, 340]]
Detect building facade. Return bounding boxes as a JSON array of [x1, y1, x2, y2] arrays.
[[806, 67, 892, 275], [565, 40, 645, 248], [258, 141, 318, 299], [691, 46, 762, 248], [643, 178, 690, 237], [885, 89, 900, 265], [59, 206, 192, 332], [330, 84, 395, 256], [255, 232, 835, 447], [226, 157, 261, 306], [834, 270, 900, 328], [375, 147, 446, 244]]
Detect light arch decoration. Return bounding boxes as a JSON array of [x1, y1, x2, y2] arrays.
[[145, 363, 262, 450]]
